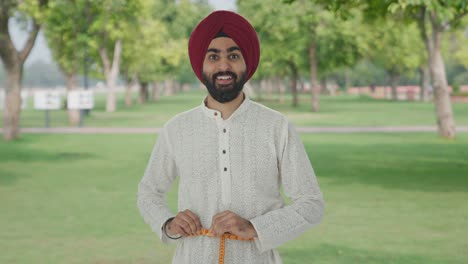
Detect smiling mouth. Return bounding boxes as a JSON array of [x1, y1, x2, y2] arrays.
[[214, 72, 236, 86], [217, 75, 233, 81]]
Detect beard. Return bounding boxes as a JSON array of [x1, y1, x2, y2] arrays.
[[202, 71, 246, 103]]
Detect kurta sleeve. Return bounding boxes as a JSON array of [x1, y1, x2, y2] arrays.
[[137, 125, 179, 244], [249, 119, 325, 253]]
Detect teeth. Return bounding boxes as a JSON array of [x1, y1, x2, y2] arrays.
[[217, 75, 232, 80]]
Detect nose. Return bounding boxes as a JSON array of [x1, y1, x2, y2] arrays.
[[216, 57, 231, 72]]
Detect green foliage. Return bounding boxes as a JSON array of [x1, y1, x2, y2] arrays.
[[120, 0, 211, 83], [240, 0, 366, 79], [44, 0, 90, 75], [367, 19, 423, 77], [388, 0, 468, 25]]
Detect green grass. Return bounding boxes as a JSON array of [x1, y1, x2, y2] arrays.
[[1, 133, 467, 263], [4, 90, 468, 127]]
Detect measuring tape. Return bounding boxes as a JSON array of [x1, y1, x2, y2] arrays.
[[189, 228, 254, 264]]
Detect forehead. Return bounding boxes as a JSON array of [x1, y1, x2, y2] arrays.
[[207, 37, 240, 52]]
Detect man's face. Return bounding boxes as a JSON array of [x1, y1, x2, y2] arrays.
[[202, 37, 247, 103]]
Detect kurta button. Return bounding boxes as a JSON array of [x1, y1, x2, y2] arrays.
[[224, 167, 227, 171], [214, 112, 218, 116], [222, 150, 226, 154], [223, 128, 226, 133]]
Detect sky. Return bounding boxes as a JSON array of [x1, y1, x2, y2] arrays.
[[10, 0, 236, 66]]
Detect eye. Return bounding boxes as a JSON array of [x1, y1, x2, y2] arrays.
[[208, 54, 218, 61], [229, 54, 240, 60]]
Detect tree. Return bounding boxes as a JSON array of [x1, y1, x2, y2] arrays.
[[87, 0, 141, 112], [364, 0, 467, 138], [389, 0, 468, 138], [367, 19, 422, 100], [44, 0, 90, 125], [0, 0, 48, 140], [240, 0, 364, 110], [120, 0, 210, 104]]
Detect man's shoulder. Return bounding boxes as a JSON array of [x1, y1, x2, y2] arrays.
[[163, 105, 202, 131], [249, 100, 287, 121]]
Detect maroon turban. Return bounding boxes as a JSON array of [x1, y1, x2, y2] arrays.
[[188, 10, 260, 83]]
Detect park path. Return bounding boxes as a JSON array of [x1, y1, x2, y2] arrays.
[[1, 126, 468, 134]]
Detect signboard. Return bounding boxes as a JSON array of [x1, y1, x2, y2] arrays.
[[68, 90, 94, 110], [0, 90, 29, 110], [34, 90, 62, 110]]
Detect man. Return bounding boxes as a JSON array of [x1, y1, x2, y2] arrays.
[[137, 10, 324, 264]]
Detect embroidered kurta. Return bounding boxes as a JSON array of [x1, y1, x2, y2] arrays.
[[137, 95, 325, 264]]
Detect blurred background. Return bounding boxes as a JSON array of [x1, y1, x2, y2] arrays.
[[1, 0, 467, 263]]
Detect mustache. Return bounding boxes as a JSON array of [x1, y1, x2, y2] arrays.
[[213, 71, 237, 80]]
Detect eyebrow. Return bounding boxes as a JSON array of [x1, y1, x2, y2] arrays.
[[206, 46, 241, 53]]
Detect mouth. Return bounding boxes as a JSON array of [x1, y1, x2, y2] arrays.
[[214, 72, 236, 86]]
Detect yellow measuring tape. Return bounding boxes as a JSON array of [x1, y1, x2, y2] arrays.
[[189, 228, 254, 264]]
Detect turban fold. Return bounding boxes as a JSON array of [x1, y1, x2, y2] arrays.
[[188, 10, 260, 83]]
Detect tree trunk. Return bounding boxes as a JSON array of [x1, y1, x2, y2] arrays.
[[389, 72, 400, 101], [164, 79, 174, 96], [0, 8, 41, 140], [430, 26, 456, 138], [152, 82, 160, 102], [419, 9, 455, 138], [266, 78, 273, 101], [65, 72, 80, 126], [260, 79, 267, 101], [125, 73, 137, 108], [320, 78, 327, 95], [99, 39, 122, 113], [3, 65, 22, 140], [139, 82, 149, 104], [419, 65, 431, 102], [344, 69, 351, 91], [309, 41, 320, 112], [288, 62, 298, 107], [278, 77, 286, 103]]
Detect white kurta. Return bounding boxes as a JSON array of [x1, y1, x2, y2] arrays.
[[137, 94, 325, 264]]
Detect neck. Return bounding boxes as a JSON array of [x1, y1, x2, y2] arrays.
[[206, 92, 245, 120]]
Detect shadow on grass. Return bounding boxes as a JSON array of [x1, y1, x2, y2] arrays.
[[0, 138, 97, 186], [0, 147, 95, 163], [0, 168, 21, 186], [309, 138, 468, 193], [280, 243, 461, 264]]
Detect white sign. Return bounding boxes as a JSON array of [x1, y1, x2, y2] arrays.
[[34, 90, 62, 110], [0, 90, 29, 110], [68, 90, 94, 110]]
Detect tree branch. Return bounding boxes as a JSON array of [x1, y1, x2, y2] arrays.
[[99, 46, 111, 78], [448, 9, 468, 27], [111, 39, 122, 76], [18, 20, 40, 64]]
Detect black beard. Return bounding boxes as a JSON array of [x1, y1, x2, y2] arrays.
[[202, 71, 246, 103]]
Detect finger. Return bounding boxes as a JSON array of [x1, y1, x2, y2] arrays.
[[211, 211, 231, 228], [175, 218, 193, 236], [212, 216, 236, 236], [179, 213, 199, 234], [168, 219, 189, 237], [210, 211, 234, 236], [184, 210, 202, 232]]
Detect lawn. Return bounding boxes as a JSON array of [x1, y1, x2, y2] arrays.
[[1, 133, 467, 264], [4, 89, 468, 128]]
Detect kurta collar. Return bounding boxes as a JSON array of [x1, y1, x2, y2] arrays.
[[201, 93, 251, 121]]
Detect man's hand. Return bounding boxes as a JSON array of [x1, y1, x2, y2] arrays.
[[166, 209, 202, 237], [209, 210, 258, 239]]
